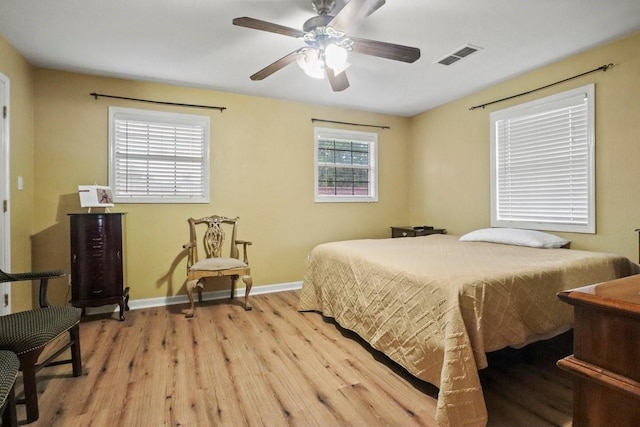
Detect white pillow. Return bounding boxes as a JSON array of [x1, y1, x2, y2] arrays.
[[458, 228, 569, 249]]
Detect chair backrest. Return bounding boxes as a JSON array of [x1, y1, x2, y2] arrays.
[[186, 215, 240, 267]]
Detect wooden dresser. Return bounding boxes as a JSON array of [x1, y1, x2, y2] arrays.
[[69, 213, 130, 320], [557, 274, 640, 426]]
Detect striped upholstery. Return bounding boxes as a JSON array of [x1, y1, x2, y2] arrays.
[[0, 351, 19, 409], [0, 306, 81, 355]]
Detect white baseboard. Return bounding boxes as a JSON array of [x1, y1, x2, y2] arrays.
[[83, 281, 303, 316]]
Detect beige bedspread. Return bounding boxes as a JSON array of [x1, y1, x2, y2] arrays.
[[298, 234, 640, 426]]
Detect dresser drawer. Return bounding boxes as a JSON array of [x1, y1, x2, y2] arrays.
[[390, 226, 446, 238]]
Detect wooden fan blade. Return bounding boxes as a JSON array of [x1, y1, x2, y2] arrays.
[[350, 37, 421, 63], [328, 0, 384, 34], [327, 68, 350, 92], [233, 17, 305, 38], [250, 51, 299, 81]]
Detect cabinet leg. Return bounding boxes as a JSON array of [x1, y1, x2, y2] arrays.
[[118, 287, 130, 321], [124, 287, 130, 311]]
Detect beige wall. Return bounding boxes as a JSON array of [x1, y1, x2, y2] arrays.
[[3, 29, 640, 310], [0, 35, 37, 312], [409, 31, 640, 262], [31, 70, 412, 306]]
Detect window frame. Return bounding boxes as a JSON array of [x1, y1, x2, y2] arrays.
[[314, 127, 378, 203], [108, 106, 210, 204], [490, 84, 595, 233]]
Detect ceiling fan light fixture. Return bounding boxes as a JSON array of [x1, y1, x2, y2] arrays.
[[297, 48, 326, 79], [233, 0, 421, 92], [324, 43, 348, 71]]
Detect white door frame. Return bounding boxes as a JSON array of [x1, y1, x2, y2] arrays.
[[0, 72, 11, 315]]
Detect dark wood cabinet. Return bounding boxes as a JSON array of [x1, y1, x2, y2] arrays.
[[390, 226, 446, 238], [69, 213, 129, 320], [557, 275, 640, 426]]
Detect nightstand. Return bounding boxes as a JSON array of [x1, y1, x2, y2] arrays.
[[390, 226, 446, 238]]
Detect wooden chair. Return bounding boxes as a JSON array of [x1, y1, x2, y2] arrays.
[[183, 215, 253, 318], [0, 269, 82, 423]]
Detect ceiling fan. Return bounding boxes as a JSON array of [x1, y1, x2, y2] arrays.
[[232, 0, 421, 92]]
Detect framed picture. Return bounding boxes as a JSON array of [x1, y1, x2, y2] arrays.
[[78, 185, 114, 208]]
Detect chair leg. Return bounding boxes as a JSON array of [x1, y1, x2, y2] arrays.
[[230, 275, 237, 300], [19, 349, 44, 423], [242, 275, 253, 311], [69, 324, 83, 377], [185, 279, 200, 318], [1, 386, 17, 427]]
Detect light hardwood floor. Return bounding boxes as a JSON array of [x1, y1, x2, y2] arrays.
[[14, 291, 573, 426]]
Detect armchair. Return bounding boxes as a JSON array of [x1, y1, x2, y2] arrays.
[[0, 350, 19, 427], [0, 269, 82, 423], [183, 215, 253, 318]]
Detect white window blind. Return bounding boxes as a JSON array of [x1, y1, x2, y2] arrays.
[[108, 107, 210, 203], [490, 84, 595, 233], [314, 127, 378, 203]]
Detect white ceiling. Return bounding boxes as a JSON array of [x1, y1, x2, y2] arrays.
[[1, 0, 639, 117]]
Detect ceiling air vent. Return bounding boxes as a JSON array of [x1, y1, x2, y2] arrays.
[[436, 44, 482, 66]]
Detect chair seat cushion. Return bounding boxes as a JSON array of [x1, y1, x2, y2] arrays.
[[0, 306, 82, 355], [191, 257, 247, 271], [0, 350, 19, 407]]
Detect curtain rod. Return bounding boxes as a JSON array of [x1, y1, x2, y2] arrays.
[[311, 118, 390, 130], [469, 63, 613, 111], [90, 92, 226, 112]]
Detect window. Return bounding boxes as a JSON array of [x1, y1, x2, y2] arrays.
[[490, 84, 595, 233], [108, 107, 210, 203], [314, 127, 378, 203]]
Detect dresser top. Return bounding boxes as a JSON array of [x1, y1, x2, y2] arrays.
[[567, 274, 640, 303], [558, 274, 640, 315], [68, 212, 126, 215]]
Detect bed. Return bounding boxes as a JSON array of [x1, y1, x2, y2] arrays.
[[297, 232, 640, 426]]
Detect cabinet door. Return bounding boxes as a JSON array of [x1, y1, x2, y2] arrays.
[[72, 249, 123, 299], [70, 214, 124, 301]]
